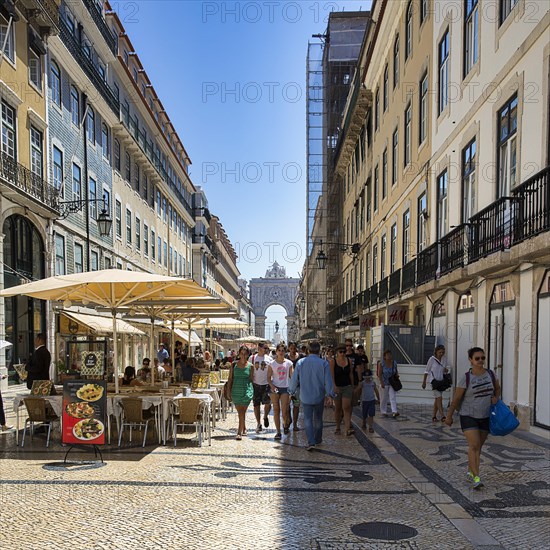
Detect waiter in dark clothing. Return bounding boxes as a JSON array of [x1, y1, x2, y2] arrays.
[[26, 333, 51, 390]]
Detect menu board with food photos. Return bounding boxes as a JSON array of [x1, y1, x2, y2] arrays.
[[62, 380, 106, 445]]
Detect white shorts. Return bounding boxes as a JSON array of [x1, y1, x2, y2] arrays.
[[432, 390, 443, 398]]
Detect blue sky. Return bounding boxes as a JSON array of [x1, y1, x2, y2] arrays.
[[123, 0, 369, 338]]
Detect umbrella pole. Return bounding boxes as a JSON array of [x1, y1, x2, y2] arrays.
[[150, 317, 155, 386], [171, 318, 175, 381], [188, 322, 192, 357], [112, 311, 119, 394]]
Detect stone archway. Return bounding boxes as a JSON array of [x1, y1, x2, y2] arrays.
[[249, 262, 300, 341]]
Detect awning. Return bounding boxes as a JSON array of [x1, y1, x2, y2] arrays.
[[173, 328, 202, 346], [63, 311, 145, 335]]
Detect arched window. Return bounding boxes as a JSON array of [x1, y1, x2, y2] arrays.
[[393, 35, 400, 88], [87, 107, 95, 143], [50, 61, 61, 107], [383, 64, 389, 111], [102, 123, 109, 158], [405, 2, 413, 60], [71, 86, 79, 126]]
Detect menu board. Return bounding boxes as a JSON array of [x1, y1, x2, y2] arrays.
[[62, 380, 106, 445], [80, 351, 104, 377]]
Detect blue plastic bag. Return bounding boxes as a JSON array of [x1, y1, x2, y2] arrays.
[[490, 399, 520, 436]]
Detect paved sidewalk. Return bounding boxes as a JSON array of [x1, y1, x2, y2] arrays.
[[0, 396, 548, 549], [351, 403, 550, 549]]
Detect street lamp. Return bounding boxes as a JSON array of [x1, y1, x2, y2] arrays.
[[315, 239, 360, 269], [58, 199, 113, 237]]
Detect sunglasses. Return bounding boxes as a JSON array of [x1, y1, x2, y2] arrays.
[[473, 356, 486, 361], [345, 344, 352, 347], [337, 350, 346, 354]]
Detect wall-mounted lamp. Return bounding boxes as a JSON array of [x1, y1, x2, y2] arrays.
[[315, 239, 360, 269]]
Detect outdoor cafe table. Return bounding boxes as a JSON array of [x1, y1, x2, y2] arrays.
[[210, 383, 227, 420], [12, 393, 115, 445], [193, 388, 220, 427], [162, 393, 213, 445]]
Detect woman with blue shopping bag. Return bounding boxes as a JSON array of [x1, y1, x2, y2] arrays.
[[445, 347, 501, 490]]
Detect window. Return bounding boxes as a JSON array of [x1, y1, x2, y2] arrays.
[[375, 88, 380, 131], [437, 170, 448, 239], [381, 234, 387, 279], [102, 188, 110, 217], [163, 240, 167, 267], [500, 0, 518, 25], [157, 236, 162, 263], [116, 260, 122, 270], [104, 256, 111, 269], [418, 193, 427, 252], [419, 72, 428, 144], [382, 149, 388, 199], [133, 162, 140, 191], [91, 251, 98, 271], [89, 178, 97, 219], [123, 50, 129, 65], [1, 101, 16, 159], [151, 229, 156, 260], [373, 165, 379, 211], [74, 243, 83, 273], [392, 128, 398, 185], [126, 209, 132, 245], [72, 163, 81, 202], [383, 65, 389, 111], [113, 139, 120, 171], [30, 127, 43, 178], [133, 67, 138, 82], [144, 223, 149, 256], [0, 16, 15, 62], [404, 103, 411, 166], [372, 244, 378, 284], [29, 49, 42, 89], [115, 200, 121, 238], [366, 178, 371, 223], [403, 210, 410, 264], [462, 139, 476, 222], [135, 217, 141, 251], [87, 107, 95, 143], [438, 30, 449, 114], [102, 124, 109, 158], [420, 0, 428, 23], [162, 197, 167, 222], [53, 146, 63, 196], [125, 151, 131, 182], [71, 86, 79, 126], [405, 2, 413, 60], [50, 62, 61, 107], [393, 36, 399, 88], [55, 234, 65, 275], [390, 224, 397, 273], [464, 0, 479, 76], [497, 94, 518, 197], [156, 189, 161, 216]]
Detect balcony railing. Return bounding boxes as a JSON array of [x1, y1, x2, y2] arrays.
[[36, 0, 60, 31], [59, 18, 120, 116], [440, 224, 467, 275], [326, 166, 549, 322], [82, 0, 117, 54], [0, 152, 59, 212]]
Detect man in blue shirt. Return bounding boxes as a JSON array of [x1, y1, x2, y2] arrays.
[[157, 343, 169, 364], [289, 341, 334, 451]]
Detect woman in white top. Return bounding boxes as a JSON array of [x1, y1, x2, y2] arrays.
[[267, 343, 293, 440], [422, 345, 449, 422]]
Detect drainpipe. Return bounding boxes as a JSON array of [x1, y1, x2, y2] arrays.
[[82, 92, 90, 272]]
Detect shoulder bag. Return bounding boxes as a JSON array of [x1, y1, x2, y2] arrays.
[[388, 362, 402, 392]]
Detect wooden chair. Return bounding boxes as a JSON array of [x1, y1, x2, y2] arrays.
[[171, 398, 209, 447], [118, 398, 155, 447], [22, 398, 59, 448]]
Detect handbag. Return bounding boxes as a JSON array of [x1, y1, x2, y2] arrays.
[[388, 368, 402, 392], [431, 373, 452, 392], [490, 399, 519, 436]]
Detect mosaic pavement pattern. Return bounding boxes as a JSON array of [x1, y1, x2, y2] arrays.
[[0, 395, 548, 549]]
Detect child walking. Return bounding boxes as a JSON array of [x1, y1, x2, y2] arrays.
[[361, 370, 380, 433]]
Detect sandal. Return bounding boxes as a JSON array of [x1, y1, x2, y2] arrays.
[[334, 428, 341, 435], [236, 434, 242, 441], [432, 416, 438, 422], [440, 417, 446, 423], [346, 429, 355, 436]]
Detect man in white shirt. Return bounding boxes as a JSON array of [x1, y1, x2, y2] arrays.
[[252, 342, 273, 433]]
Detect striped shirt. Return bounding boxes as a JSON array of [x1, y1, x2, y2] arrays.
[[457, 369, 495, 418]]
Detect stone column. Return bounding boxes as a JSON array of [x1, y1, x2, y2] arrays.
[[255, 316, 266, 339]]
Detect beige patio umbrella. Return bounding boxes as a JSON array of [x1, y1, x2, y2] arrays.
[[0, 269, 213, 393], [234, 335, 264, 343]]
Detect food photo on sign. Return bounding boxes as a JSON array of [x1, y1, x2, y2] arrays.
[[62, 381, 106, 446]]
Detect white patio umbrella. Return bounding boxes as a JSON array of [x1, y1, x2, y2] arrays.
[[0, 270, 213, 393], [234, 335, 264, 343], [0, 340, 13, 351]]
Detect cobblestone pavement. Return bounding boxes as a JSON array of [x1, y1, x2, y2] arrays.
[[0, 390, 548, 549]]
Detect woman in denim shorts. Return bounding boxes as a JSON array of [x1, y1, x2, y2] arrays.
[[330, 344, 355, 436], [267, 343, 293, 440]]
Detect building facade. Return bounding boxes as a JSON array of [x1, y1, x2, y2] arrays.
[[306, 0, 550, 431]]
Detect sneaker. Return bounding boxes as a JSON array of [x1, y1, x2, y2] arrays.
[[236, 434, 242, 441], [467, 471, 475, 483], [274, 433, 282, 440], [392, 412, 400, 418], [283, 427, 290, 435], [306, 444, 315, 451], [255, 424, 262, 434], [473, 476, 484, 489], [1, 425, 14, 432], [264, 416, 269, 428]]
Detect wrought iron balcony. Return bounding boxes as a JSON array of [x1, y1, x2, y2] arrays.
[[389, 270, 401, 298], [417, 242, 438, 285], [20, 0, 60, 33], [59, 18, 119, 116], [401, 259, 416, 293], [82, 0, 117, 55], [0, 152, 59, 213], [378, 277, 389, 302], [440, 224, 468, 275]]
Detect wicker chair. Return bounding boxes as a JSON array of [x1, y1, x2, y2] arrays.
[[22, 398, 59, 448], [171, 398, 208, 447], [118, 398, 155, 447]]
